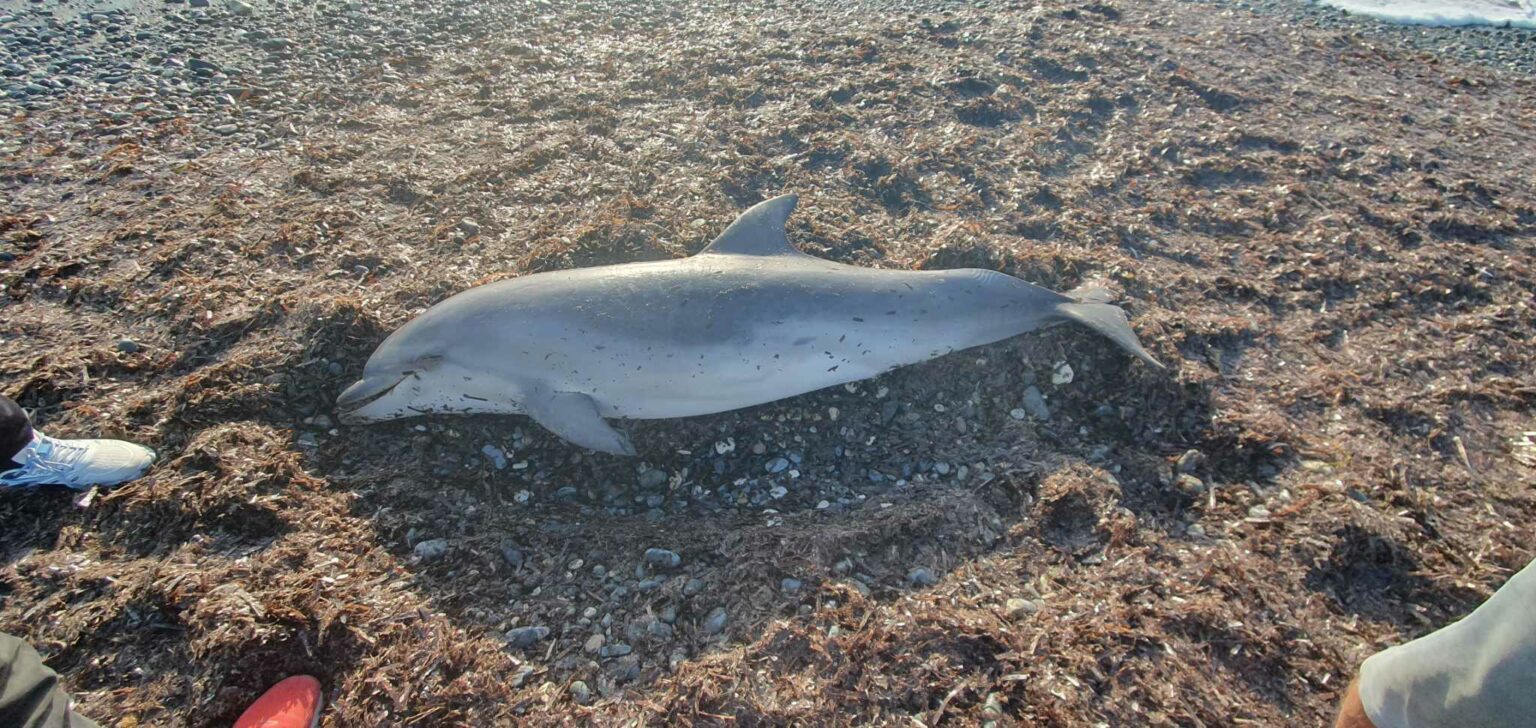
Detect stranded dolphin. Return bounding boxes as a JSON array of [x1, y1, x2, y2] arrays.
[[337, 194, 1161, 455]]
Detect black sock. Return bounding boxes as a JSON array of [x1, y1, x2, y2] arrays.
[[0, 396, 34, 472]]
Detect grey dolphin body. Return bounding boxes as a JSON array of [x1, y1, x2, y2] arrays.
[[337, 194, 1161, 455]]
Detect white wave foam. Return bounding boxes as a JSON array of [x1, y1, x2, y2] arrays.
[[1319, 0, 1536, 28]]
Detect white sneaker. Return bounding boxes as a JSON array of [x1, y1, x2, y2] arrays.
[[0, 431, 157, 490]]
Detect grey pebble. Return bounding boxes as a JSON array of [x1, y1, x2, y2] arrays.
[[1022, 386, 1050, 421], [907, 567, 939, 586], [499, 542, 525, 569], [1005, 597, 1040, 618], [637, 468, 667, 488], [644, 548, 681, 569], [765, 457, 789, 474], [412, 538, 448, 561], [569, 680, 592, 705], [702, 606, 728, 635], [781, 578, 802, 592], [504, 625, 549, 648], [115, 339, 140, 353], [599, 643, 632, 658]]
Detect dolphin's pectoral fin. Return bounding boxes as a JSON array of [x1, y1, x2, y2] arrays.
[[699, 194, 804, 257], [525, 389, 637, 456]]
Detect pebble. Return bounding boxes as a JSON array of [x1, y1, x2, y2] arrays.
[[781, 578, 802, 592], [1005, 597, 1040, 618], [907, 567, 939, 587], [1021, 386, 1050, 421], [1051, 362, 1075, 385], [1009, 408, 1026, 420], [637, 468, 667, 489], [599, 643, 632, 658], [187, 57, 222, 75], [644, 548, 681, 569], [412, 539, 448, 561], [115, 339, 141, 353], [765, 457, 790, 474], [1186, 523, 1207, 539], [583, 633, 605, 653], [569, 680, 592, 705], [683, 578, 704, 596], [499, 542, 525, 568], [504, 625, 550, 648], [1174, 473, 1205, 495], [702, 606, 728, 635], [1176, 449, 1205, 474], [480, 444, 507, 470]]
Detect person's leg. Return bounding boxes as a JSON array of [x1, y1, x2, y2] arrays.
[[0, 632, 101, 728], [0, 397, 156, 490], [0, 396, 33, 472]]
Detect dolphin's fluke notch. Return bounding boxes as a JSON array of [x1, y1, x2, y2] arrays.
[[1054, 301, 1164, 370], [700, 194, 801, 257]]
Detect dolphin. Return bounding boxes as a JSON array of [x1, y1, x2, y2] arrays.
[[337, 194, 1161, 455]]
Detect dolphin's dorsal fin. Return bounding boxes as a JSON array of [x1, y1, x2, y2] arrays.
[[700, 194, 802, 257]]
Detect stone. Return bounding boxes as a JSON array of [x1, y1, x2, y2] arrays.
[[412, 539, 448, 561], [638, 468, 667, 488], [187, 57, 222, 75], [1022, 386, 1050, 420], [644, 548, 681, 569], [569, 680, 592, 705], [781, 578, 802, 592], [504, 625, 550, 648], [702, 606, 728, 635], [481, 444, 507, 470], [1005, 597, 1039, 619], [907, 567, 939, 587], [599, 643, 632, 658], [1051, 362, 1074, 385], [1176, 449, 1205, 474]]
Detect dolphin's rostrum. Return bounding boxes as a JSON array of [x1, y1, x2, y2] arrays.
[[337, 194, 1162, 455]]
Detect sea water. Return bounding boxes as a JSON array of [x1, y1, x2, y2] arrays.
[[1319, 0, 1536, 28]]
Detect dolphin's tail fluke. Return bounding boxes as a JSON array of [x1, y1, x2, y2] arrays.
[[1053, 298, 1164, 370]]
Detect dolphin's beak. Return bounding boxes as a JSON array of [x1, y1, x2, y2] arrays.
[[336, 375, 407, 423]]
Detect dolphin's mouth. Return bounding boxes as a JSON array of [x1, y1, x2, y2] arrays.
[[336, 374, 408, 421]]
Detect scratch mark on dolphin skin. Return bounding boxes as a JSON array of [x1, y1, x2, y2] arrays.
[[793, 337, 813, 345], [462, 394, 489, 402], [828, 365, 840, 372], [838, 334, 846, 342], [852, 317, 864, 322], [886, 310, 896, 315]]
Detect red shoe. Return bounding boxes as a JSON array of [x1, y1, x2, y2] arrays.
[[233, 675, 324, 728]]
